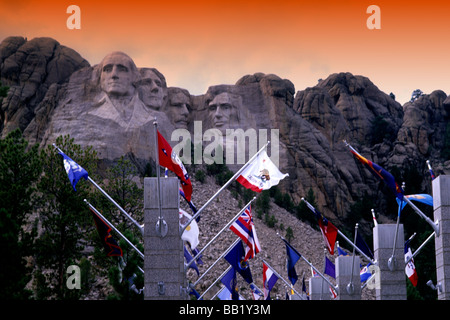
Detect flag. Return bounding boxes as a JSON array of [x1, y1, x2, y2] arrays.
[[302, 276, 309, 300], [89, 208, 122, 257], [337, 247, 348, 256], [189, 287, 202, 300], [236, 150, 288, 192], [263, 262, 279, 300], [282, 239, 301, 285], [224, 241, 253, 284], [397, 194, 433, 212], [179, 188, 199, 221], [324, 256, 335, 279], [309, 205, 338, 255], [179, 208, 199, 250], [157, 130, 192, 201], [217, 286, 233, 300], [221, 267, 239, 300], [405, 239, 418, 287], [347, 142, 404, 201], [356, 233, 374, 260], [250, 283, 263, 300], [191, 247, 204, 265], [58, 151, 88, 191], [360, 263, 372, 283], [184, 246, 200, 276], [229, 205, 261, 261]]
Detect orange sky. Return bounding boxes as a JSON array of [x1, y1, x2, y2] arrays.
[[1, 0, 449, 104]]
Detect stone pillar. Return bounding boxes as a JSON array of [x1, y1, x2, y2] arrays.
[[144, 177, 187, 300], [433, 175, 450, 300], [336, 255, 361, 300], [309, 277, 331, 300], [373, 224, 406, 300]]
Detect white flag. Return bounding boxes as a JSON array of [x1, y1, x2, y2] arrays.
[[179, 208, 199, 250], [236, 150, 288, 192]]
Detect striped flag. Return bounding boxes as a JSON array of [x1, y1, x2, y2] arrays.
[[263, 262, 278, 300], [229, 205, 261, 261]]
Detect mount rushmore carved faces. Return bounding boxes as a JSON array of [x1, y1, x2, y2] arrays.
[[165, 87, 191, 129], [207, 92, 241, 133], [100, 51, 138, 98], [136, 68, 167, 111]]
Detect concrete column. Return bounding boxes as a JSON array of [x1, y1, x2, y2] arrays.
[[144, 177, 187, 300], [433, 175, 450, 300], [309, 276, 331, 300], [336, 255, 361, 300], [373, 224, 406, 300]]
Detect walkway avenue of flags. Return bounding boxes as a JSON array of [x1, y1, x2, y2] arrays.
[[55, 119, 438, 300]]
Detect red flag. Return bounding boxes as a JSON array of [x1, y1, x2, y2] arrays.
[[157, 130, 192, 201], [318, 217, 338, 255]]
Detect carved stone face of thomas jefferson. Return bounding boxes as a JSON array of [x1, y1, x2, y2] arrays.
[[100, 52, 137, 97]]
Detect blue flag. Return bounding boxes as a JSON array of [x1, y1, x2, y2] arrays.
[[397, 194, 433, 212], [58, 151, 88, 191], [356, 233, 374, 260], [282, 239, 301, 285], [224, 241, 253, 284], [221, 267, 239, 300], [324, 256, 335, 279], [184, 246, 200, 276]]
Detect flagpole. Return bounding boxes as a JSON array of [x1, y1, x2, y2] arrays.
[[53, 144, 143, 235], [277, 234, 337, 294], [404, 196, 440, 236], [185, 197, 257, 270], [301, 198, 376, 265], [198, 266, 232, 300], [406, 231, 435, 266], [84, 199, 144, 259], [192, 238, 241, 287], [180, 141, 270, 235], [260, 258, 306, 299], [344, 141, 440, 235], [371, 209, 378, 227], [388, 200, 402, 271], [347, 223, 358, 295], [153, 119, 168, 238]]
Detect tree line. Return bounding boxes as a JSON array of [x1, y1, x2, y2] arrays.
[[0, 130, 144, 300]]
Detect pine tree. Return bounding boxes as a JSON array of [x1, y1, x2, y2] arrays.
[[90, 156, 144, 300], [34, 135, 97, 299], [0, 129, 41, 299]]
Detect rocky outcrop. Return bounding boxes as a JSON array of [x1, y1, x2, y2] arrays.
[[0, 36, 89, 136], [1, 36, 449, 228]]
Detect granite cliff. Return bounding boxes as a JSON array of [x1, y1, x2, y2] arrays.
[[1, 36, 449, 230]]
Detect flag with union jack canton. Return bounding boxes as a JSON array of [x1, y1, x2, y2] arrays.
[[229, 205, 261, 261]]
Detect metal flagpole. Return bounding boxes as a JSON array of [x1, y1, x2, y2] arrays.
[[260, 259, 306, 299], [198, 265, 232, 300], [371, 209, 378, 227], [185, 197, 257, 270], [347, 223, 358, 295], [84, 199, 144, 259], [192, 238, 241, 286], [404, 196, 440, 236], [301, 198, 376, 265], [388, 201, 402, 271], [53, 144, 144, 235], [153, 119, 167, 238], [276, 234, 337, 294], [405, 231, 435, 266], [180, 141, 270, 234]]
